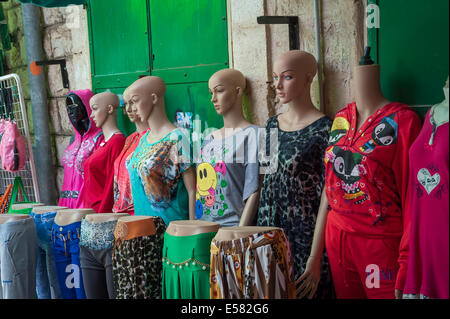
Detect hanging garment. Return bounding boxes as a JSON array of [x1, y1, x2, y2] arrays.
[[126, 129, 191, 225], [403, 107, 449, 299], [162, 231, 217, 299], [112, 216, 166, 299], [257, 115, 334, 299], [324, 102, 422, 297], [82, 133, 126, 213], [113, 130, 149, 215], [196, 126, 260, 226], [51, 221, 86, 299], [0, 217, 38, 299], [0, 119, 26, 172], [210, 228, 296, 299], [79, 218, 119, 299], [59, 90, 104, 209]]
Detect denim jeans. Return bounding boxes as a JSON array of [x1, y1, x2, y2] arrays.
[[79, 219, 117, 299], [51, 221, 86, 299], [0, 218, 38, 299], [30, 211, 62, 299]]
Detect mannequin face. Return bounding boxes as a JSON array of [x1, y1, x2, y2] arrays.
[[66, 94, 89, 135], [273, 61, 309, 105], [273, 51, 317, 105], [123, 90, 139, 123], [89, 97, 113, 128], [208, 74, 240, 115]]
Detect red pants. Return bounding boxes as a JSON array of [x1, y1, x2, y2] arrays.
[[325, 220, 400, 299]]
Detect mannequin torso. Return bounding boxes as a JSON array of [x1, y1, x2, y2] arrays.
[[55, 208, 96, 226], [166, 220, 220, 237], [125, 76, 196, 222], [213, 226, 280, 242], [85, 213, 129, 224], [31, 206, 67, 214], [11, 203, 44, 211], [354, 65, 391, 130], [0, 214, 30, 224]]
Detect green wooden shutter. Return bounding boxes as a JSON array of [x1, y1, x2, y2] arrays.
[[87, 0, 151, 135], [149, 0, 229, 131], [368, 0, 449, 119]]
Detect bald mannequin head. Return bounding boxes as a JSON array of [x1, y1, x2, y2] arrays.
[[273, 50, 318, 105], [89, 91, 120, 128], [125, 76, 167, 123], [209, 69, 246, 116]]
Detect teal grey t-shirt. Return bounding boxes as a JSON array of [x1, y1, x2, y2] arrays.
[[195, 125, 260, 227]]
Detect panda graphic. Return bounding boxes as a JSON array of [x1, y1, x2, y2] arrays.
[[360, 113, 398, 154], [327, 146, 368, 204]]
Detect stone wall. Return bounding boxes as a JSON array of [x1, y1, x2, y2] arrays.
[[1, 1, 91, 198], [229, 0, 366, 125], [41, 4, 91, 194]]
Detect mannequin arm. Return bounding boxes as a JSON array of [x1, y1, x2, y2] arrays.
[[182, 166, 197, 220], [297, 189, 330, 298], [239, 190, 261, 226]]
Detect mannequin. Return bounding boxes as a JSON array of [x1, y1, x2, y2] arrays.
[[210, 225, 296, 299], [213, 226, 280, 241], [84, 213, 129, 224], [112, 215, 166, 299], [54, 208, 96, 226], [112, 87, 150, 215], [0, 213, 38, 299], [81, 92, 126, 214], [165, 220, 220, 237], [51, 208, 96, 299], [0, 214, 30, 224], [195, 69, 260, 227], [162, 220, 220, 299], [10, 202, 44, 211], [125, 76, 196, 225], [403, 77, 449, 299], [30, 205, 67, 299], [32, 205, 67, 214], [256, 50, 334, 299], [299, 47, 422, 299], [79, 212, 128, 299], [59, 90, 104, 209]]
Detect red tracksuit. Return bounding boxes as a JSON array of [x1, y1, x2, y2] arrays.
[[324, 102, 422, 299]]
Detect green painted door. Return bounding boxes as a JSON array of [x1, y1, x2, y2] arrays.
[[149, 0, 228, 132], [87, 0, 229, 136], [87, 0, 151, 135], [368, 0, 449, 119]]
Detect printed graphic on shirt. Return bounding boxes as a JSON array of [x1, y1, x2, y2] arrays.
[[360, 113, 398, 154], [328, 117, 350, 146], [416, 163, 445, 199], [326, 146, 368, 204], [195, 161, 229, 219]]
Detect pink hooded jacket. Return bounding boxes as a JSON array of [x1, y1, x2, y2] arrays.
[[58, 89, 104, 208]]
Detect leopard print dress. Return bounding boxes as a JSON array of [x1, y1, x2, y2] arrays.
[[257, 115, 334, 299]]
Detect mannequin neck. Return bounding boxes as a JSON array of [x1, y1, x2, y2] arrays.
[[354, 65, 390, 119], [101, 114, 121, 141], [147, 100, 173, 135], [287, 86, 317, 119], [135, 120, 150, 134], [222, 98, 249, 129]]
